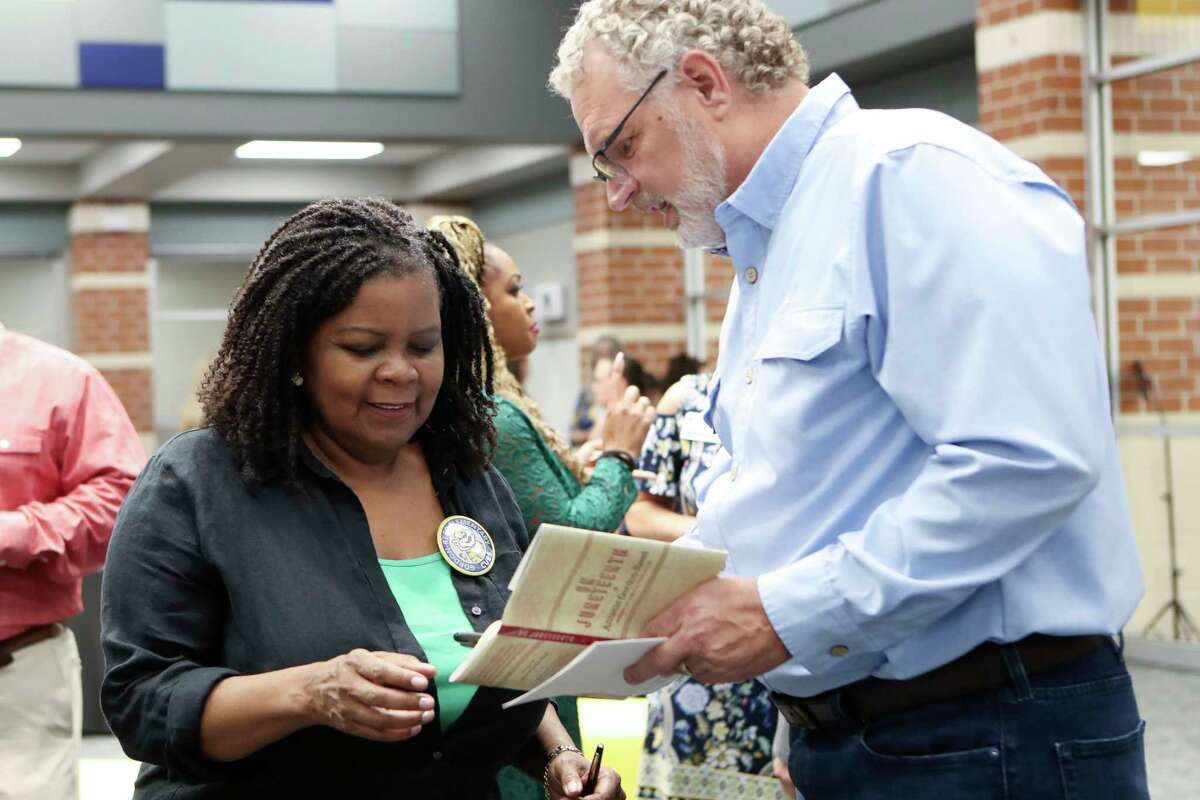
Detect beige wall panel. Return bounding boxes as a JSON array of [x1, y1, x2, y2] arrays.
[[1118, 434, 1200, 636]]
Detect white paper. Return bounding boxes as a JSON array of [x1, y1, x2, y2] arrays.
[[501, 637, 678, 709]]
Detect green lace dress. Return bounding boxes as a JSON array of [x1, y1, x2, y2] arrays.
[[490, 396, 638, 536], [490, 394, 638, 800]]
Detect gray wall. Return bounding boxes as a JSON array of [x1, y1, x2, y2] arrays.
[[798, 0, 978, 124], [150, 203, 306, 255], [0, 258, 69, 348], [0, 205, 70, 347], [476, 172, 579, 433], [0, 0, 583, 144], [0, 204, 68, 256], [851, 54, 979, 124]]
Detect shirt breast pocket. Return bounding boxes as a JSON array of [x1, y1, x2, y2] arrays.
[[755, 305, 845, 363], [0, 433, 45, 457]]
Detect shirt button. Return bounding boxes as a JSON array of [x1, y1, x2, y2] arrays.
[[744, 368, 753, 385], [830, 645, 850, 657], [744, 266, 759, 284], [432, 750, 444, 760], [729, 464, 738, 481], [0, 439, 9, 450], [470, 606, 482, 616]]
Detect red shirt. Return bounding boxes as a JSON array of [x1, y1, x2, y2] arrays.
[[0, 324, 145, 638]]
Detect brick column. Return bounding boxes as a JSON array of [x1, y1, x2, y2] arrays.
[[571, 153, 687, 378], [977, 0, 1200, 417], [68, 202, 154, 450]]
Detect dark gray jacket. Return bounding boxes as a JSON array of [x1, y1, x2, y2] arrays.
[[101, 428, 545, 798]]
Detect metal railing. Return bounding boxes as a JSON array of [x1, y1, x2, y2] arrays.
[[1082, 0, 1200, 408]]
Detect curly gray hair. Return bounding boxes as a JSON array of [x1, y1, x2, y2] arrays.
[[549, 0, 808, 98]]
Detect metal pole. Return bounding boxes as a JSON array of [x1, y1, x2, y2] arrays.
[[1083, 0, 1119, 411], [683, 247, 707, 362]]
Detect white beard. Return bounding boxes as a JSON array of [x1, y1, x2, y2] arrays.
[[668, 110, 729, 250]]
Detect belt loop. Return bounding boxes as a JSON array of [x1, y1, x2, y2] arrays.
[[1000, 644, 1034, 701]]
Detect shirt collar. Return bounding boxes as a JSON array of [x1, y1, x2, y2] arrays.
[[716, 73, 858, 233]]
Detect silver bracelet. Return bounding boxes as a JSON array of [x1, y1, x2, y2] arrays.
[[543, 744, 583, 800]]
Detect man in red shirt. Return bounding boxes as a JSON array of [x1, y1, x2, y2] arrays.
[[0, 323, 144, 799]]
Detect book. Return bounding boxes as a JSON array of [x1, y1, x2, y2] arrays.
[[449, 523, 727, 704]]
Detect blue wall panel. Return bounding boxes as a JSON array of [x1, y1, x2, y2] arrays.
[[80, 43, 166, 89]]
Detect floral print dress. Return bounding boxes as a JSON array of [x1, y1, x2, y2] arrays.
[[635, 374, 786, 800]]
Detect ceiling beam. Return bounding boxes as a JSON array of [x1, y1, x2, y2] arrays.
[[79, 141, 236, 199], [152, 163, 412, 202], [406, 145, 570, 201], [0, 165, 76, 201]]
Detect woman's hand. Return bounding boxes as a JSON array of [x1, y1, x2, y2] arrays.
[[301, 649, 438, 742], [601, 384, 656, 456], [545, 749, 625, 800]]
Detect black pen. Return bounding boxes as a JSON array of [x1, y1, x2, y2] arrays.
[[453, 631, 482, 647], [582, 743, 604, 794]]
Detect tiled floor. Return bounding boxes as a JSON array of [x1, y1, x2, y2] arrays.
[[1131, 663, 1200, 800], [80, 663, 1200, 800]]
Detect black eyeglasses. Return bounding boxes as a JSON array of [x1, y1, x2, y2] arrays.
[[591, 69, 669, 183]]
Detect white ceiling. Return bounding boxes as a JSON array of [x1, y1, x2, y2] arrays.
[[0, 138, 568, 203], [4, 139, 102, 164]]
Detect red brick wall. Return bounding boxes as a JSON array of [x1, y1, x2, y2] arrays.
[[69, 213, 152, 433], [977, 0, 1080, 26], [1113, 60, 1200, 135], [575, 177, 689, 384], [73, 289, 149, 354], [977, 2, 1200, 416], [574, 183, 670, 233], [101, 368, 153, 431], [578, 248, 684, 326], [978, 0, 1143, 23], [978, 55, 1084, 143], [70, 232, 148, 273], [1118, 297, 1200, 413]]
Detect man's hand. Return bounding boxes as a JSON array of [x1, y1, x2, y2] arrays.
[[623, 576, 791, 685]]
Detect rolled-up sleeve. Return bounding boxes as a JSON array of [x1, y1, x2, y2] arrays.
[[100, 453, 242, 782], [0, 368, 143, 576], [758, 145, 1106, 674]]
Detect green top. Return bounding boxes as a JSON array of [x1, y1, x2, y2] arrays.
[[490, 396, 638, 537], [377, 554, 478, 730]]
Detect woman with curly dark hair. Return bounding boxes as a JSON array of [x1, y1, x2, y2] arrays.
[[99, 198, 624, 800]]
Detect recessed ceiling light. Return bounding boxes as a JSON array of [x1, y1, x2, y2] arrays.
[[1136, 150, 1193, 168], [0, 138, 21, 158], [235, 140, 384, 160]]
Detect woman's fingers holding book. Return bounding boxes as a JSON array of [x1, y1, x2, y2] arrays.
[[303, 649, 437, 739], [365, 650, 437, 688]]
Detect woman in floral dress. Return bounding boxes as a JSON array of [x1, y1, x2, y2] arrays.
[[625, 374, 786, 800]]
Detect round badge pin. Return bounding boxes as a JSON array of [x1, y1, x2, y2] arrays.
[[436, 515, 496, 577]]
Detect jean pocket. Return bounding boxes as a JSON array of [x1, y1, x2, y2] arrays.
[[1055, 720, 1149, 800], [851, 735, 1004, 799]]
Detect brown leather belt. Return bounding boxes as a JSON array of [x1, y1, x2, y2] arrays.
[[0, 622, 64, 668], [772, 634, 1109, 731]]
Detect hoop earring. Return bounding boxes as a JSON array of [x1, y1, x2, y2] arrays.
[[291, 373, 304, 387]]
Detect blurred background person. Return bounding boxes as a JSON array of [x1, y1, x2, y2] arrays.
[[624, 372, 783, 799], [588, 353, 659, 444], [659, 354, 702, 398], [0, 323, 144, 800], [569, 335, 621, 446], [101, 200, 622, 799], [430, 214, 652, 800]]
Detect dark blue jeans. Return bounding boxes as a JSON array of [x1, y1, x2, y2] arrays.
[[787, 639, 1149, 799]]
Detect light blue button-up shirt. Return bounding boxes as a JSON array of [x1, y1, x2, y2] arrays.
[[691, 74, 1143, 697]]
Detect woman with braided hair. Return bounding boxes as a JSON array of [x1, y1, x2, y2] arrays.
[[100, 198, 624, 799], [427, 215, 655, 537], [429, 214, 655, 800]]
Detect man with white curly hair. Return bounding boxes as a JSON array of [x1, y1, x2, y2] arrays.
[[551, 2, 1149, 799]]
